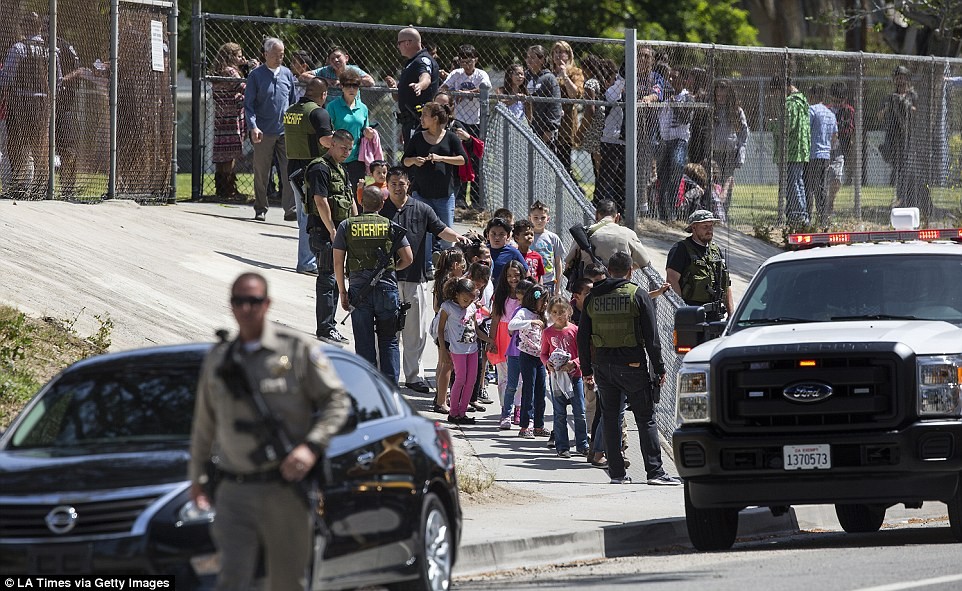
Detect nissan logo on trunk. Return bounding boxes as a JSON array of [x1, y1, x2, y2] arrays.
[[783, 382, 833, 403]]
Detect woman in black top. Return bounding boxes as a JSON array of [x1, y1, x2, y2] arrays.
[[403, 101, 467, 249]]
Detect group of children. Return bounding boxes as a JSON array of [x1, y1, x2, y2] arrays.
[[425, 200, 615, 463]]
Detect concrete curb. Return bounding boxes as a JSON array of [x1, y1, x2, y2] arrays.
[[453, 507, 799, 577]]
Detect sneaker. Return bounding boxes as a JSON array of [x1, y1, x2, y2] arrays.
[[468, 402, 485, 412], [284, 210, 297, 221], [519, 428, 535, 439], [460, 415, 476, 425], [296, 267, 319, 276], [404, 380, 431, 394], [546, 432, 556, 448], [557, 450, 571, 458], [575, 448, 590, 457], [485, 369, 498, 384], [253, 211, 267, 222], [447, 415, 461, 424], [609, 476, 632, 484], [317, 331, 349, 345], [499, 417, 512, 430], [533, 428, 551, 438], [478, 395, 494, 404], [647, 474, 683, 486]]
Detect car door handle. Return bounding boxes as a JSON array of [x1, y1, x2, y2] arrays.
[[356, 451, 375, 470]]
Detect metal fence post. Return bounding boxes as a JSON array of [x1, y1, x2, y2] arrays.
[[554, 174, 563, 235], [169, 2, 178, 202], [502, 115, 510, 210], [624, 28, 638, 225], [776, 48, 787, 225], [854, 52, 864, 221], [47, 0, 58, 200], [526, 141, 534, 204], [191, 0, 203, 199], [108, 0, 119, 199], [479, 82, 489, 208]]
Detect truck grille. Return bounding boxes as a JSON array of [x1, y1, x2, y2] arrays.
[[0, 494, 161, 538], [718, 352, 901, 433]]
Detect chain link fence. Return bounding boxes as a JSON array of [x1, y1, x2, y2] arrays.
[[0, 0, 176, 202]]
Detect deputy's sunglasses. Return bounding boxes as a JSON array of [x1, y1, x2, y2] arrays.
[[230, 295, 267, 307]]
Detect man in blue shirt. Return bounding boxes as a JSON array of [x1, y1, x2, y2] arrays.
[[245, 37, 296, 222], [805, 84, 838, 227]]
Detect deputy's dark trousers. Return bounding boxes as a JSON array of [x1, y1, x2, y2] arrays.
[[594, 361, 665, 481], [316, 270, 337, 337]]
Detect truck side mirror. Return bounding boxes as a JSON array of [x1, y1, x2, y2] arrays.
[[674, 306, 707, 353]]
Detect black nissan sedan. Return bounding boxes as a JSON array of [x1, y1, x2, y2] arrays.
[[0, 343, 461, 590]]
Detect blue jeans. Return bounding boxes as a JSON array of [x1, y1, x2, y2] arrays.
[[348, 284, 400, 384], [594, 362, 665, 481], [413, 191, 455, 272], [500, 355, 522, 419], [518, 352, 546, 430], [786, 162, 809, 225], [656, 138, 688, 221], [294, 192, 316, 272], [551, 375, 588, 452]]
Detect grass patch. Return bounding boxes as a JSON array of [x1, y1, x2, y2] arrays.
[[0, 306, 113, 429], [456, 460, 497, 495]]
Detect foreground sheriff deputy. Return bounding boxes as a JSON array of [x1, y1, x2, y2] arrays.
[[306, 129, 358, 344], [189, 273, 350, 591], [578, 252, 681, 486], [666, 209, 733, 321], [333, 186, 414, 383]]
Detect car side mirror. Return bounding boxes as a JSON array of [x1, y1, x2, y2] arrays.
[[674, 305, 725, 353]]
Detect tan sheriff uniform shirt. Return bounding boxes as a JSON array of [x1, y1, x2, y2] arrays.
[[189, 322, 350, 483], [564, 217, 652, 270]]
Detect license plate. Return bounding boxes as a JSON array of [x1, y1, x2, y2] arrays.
[[783, 444, 831, 471]]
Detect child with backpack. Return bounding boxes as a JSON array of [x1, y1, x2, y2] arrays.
[[431, 248, 467, 414], [437, 278, 480, 425], [489, 260, 528, 429], [508, 283, 550, 439]]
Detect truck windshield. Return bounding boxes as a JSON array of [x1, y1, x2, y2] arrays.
[[732, 254, 962, 332]]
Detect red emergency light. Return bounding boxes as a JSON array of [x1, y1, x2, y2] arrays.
[[788, 228, 962, 249]]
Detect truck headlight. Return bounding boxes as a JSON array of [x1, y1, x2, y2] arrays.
[[917, 355, 962, 416], [676, 363, 711, 425]]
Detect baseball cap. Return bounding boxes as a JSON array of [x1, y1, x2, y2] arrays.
[[686, 209, 721, 232]]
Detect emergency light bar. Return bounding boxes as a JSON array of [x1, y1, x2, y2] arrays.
[[788, 228, 962, 249]]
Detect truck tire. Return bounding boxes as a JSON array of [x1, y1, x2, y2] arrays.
[[948, 480, 962, 542], [684, 481, 739, 551], [834, 504, 885, 533]]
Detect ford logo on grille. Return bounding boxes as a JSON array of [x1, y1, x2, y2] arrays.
[[783, 382, 833, 403], [45, 505, 78, 534]]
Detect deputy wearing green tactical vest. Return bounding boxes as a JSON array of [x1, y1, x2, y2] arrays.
[[306, 129, 358, 345], [578, 251, 681, 486], [285, 78, 333, 276], [333, 186, 413, 383], [666, 209, 732, 321]]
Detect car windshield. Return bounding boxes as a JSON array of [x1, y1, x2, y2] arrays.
[[732, 254, 962, 332], [7, 362, 200, 450]]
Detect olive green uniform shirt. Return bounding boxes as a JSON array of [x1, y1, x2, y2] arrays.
[[189, 322, 350, 483]]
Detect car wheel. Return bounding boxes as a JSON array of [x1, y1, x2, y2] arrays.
[[834, 503, 886, 533], [392, 492, 453, 591], [947, 480, 962, 542], [684, 481, 739, 551]]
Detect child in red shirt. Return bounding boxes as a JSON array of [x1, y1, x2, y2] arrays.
[[513, 219, 545, 283], [540, 297, 589, 457]]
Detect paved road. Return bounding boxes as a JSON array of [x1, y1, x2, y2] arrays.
[[454, 521, 962, 591]]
